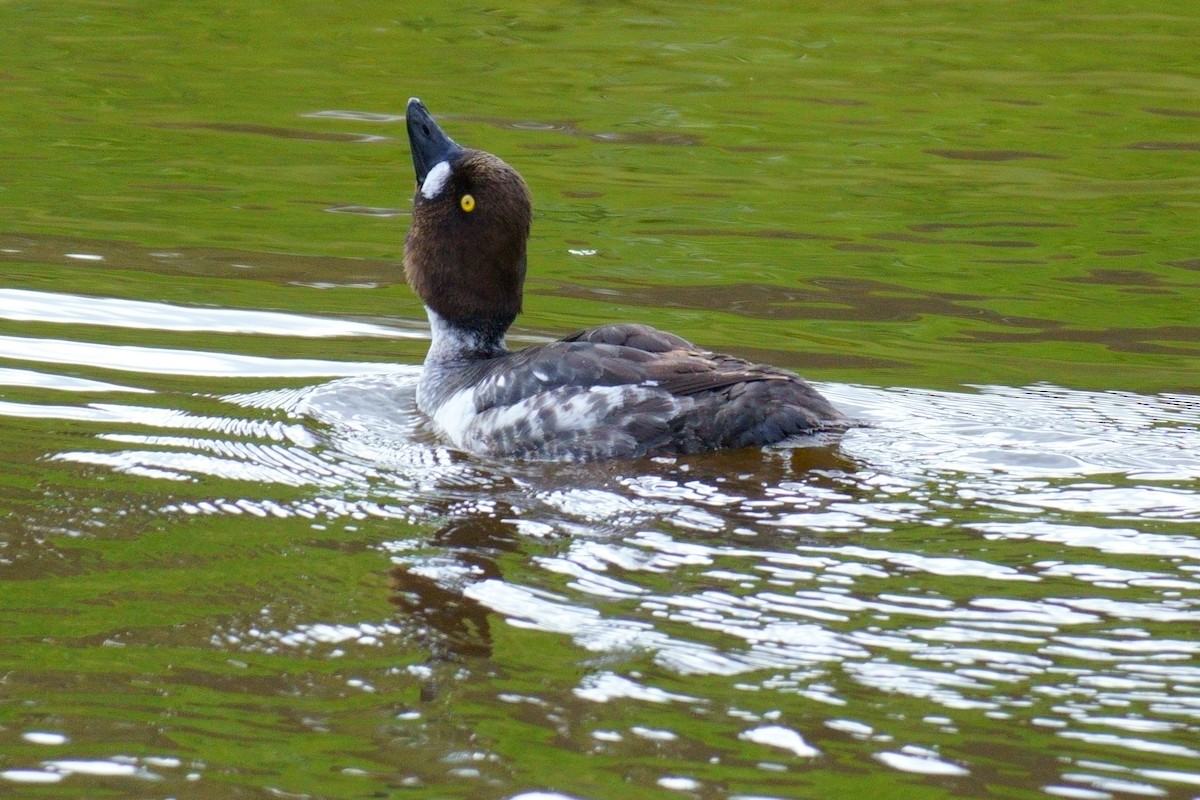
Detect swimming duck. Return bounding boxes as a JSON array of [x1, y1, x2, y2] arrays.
[[403, 98, 847, 461]]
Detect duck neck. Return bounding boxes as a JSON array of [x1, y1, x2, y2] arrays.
[[424, 307, 511, 365]]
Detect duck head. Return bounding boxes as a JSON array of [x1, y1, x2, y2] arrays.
[[404, 98, 533, 336]]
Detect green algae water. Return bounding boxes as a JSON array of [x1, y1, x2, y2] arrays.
[[1, 2, 1198, 798]]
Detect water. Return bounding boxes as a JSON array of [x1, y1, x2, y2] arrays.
[[2, 3, 1199, 799]]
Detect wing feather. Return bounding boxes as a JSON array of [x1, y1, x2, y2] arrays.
[[455, 322, 845, 459], [473, 324, 815, 410]]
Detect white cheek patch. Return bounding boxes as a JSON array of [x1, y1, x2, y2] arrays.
[[420, 161, 452, 199]]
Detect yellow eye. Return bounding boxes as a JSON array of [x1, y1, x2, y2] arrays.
[[460, 194, 475, 212]]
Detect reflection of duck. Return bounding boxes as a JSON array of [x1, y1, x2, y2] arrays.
[[390, 514, 509, 664], [403, 98, 848, 461]]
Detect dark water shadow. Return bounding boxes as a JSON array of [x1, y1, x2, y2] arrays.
[[457, 114, 703, 147], [150, 121, 389, 143], [0, 231, 404, 285], [385, 439, 859, 667]]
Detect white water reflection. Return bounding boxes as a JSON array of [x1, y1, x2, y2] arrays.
[[974, 521, 1200, 559], [0, 756, 185, 786], [0, 288, 412, 338], [829, 383, 1200, 481], [0, 335, 397, 378], [9, 342, 1200, 797], [739, 725, 820, 758], [0, 366, 152, 393]]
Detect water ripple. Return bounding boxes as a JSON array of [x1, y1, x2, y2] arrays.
[[0, 288, 409, 338], [0, 335, 396, 377], [20, 366, 1200, 798]]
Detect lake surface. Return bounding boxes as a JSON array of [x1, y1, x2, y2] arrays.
[[1, 3, 1198, 799]]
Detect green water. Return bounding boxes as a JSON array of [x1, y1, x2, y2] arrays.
[[4, 1, 1197, 390], [1, 2, 1198, 799]]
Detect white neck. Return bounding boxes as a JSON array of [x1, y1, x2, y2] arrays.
[[424, 307, 508, 365]]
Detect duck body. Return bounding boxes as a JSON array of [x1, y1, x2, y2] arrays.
[[404, 98, 847, 462], [419, 321, 844, 461]]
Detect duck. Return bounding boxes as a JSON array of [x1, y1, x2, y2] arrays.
[[403, 97, 848, 461]]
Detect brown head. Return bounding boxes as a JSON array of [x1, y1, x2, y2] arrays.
[[404, 99, 533, 334]]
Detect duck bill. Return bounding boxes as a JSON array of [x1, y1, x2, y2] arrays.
[[406, 98, 464, 185]]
